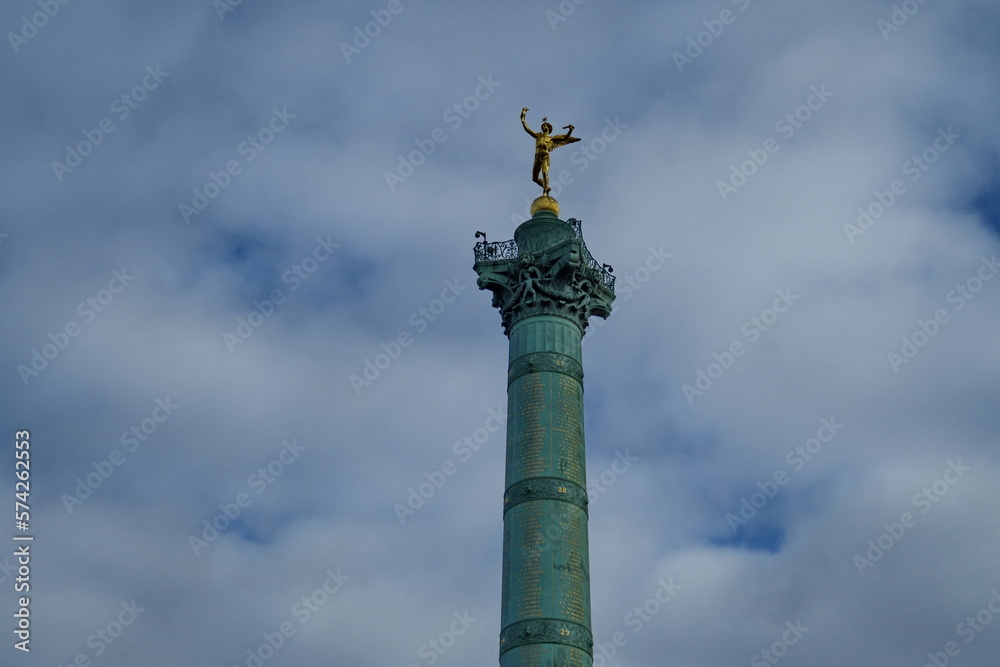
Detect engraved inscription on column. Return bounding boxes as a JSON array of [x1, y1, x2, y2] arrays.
[[512, 502, 544, 619], [551, 507, 588, 625], [511, 373, 547, 480], [551, 374, 585, 485], [501, 518, 511, 616], [502, 643, 545, 666]]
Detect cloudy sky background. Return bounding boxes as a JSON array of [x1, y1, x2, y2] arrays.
[[2, 0, 999, 665]]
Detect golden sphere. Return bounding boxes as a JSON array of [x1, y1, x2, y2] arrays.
[[530, 195, 560, 217]]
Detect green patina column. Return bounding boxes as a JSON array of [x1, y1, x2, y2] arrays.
[[474, 198, 615, 666]]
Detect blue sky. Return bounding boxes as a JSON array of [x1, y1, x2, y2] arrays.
[[2, 0, 1000, 665]]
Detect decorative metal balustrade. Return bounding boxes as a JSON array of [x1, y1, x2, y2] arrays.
[[567, 219, 616, 293], [475, 238, 519, 263]]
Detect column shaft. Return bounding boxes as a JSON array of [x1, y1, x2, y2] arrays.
[[500, 314, 593, 666]]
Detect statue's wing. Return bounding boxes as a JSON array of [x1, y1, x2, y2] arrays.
[[551, 134, 582, 149]]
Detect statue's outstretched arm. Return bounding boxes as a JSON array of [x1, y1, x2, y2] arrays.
[[520, 107, 537, 138], [551, 125, 581, 148]]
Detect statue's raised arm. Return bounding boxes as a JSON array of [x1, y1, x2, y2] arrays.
[[551, 124, 581, 149], [520, 107, 537, 138]]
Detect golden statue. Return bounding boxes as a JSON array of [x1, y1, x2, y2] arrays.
[[521, 107, 581, 196]]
